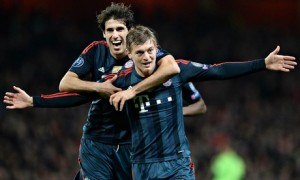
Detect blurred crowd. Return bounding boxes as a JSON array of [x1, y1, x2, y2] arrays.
[[1, 2, 300, 179]]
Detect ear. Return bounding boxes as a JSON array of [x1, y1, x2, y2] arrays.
[[103, 31, 106, 39], [128, 52, 132, 59]]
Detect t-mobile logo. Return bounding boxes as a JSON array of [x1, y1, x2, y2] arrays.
[[133, 95, 149, 113]]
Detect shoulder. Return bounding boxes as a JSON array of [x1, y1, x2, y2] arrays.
[[82, 40, 108, 54], [176, 59, 190, 64], [118, 67, 134, 78]]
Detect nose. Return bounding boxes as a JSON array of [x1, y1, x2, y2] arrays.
[[143, 52, 150, 61], [112, 30, 119, 38]]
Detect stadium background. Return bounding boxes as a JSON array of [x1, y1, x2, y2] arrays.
[[1, 0, 299, 179]]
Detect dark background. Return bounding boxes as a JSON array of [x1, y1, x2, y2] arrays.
[[1, 0, 299, 179]]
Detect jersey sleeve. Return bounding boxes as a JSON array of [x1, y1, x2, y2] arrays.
[[182, 82, 202, 104], [33, 92, 99, 108], [156, 47, 170, 61], [68, 41, 99, 78], [177, 59, 266, 82]]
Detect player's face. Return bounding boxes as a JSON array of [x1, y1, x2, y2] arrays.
[[128, 40, 157, 77], [103, 19, 129, 59]]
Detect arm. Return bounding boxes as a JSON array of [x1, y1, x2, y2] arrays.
[[183, 98, 207, 116], [59, 42, 121, 97], [130, 55, 180, 95], [180, 46, 296, 82], [110, 55, 180, 111], [182, 82, 207, 116], [59, 72, 121, 98], [3, 86, 97, 109]]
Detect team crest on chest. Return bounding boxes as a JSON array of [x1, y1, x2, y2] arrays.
[[124, 60, 133, 68], [112, 66, 122, 73], [163, 79, 172, 87]]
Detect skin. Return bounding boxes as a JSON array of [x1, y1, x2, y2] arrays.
[[109, 42, 296, 111], [4, 45, 297, 110], [183, 98, 207, 116], [59, 19, 179, 100]]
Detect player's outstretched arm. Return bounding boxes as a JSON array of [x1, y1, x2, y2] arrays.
[[4, 86, 33, 109], [265, 46, 297, 72], [4, 86, 98, 109]]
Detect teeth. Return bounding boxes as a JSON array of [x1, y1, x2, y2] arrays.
[[112, 40, 121, 45]]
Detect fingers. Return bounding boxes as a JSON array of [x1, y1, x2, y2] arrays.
[[284, 60, 297, 66], [282, 64, 295, 70], [3, 98, 16, 109], [272, 45, 280, 55], [109, 93, 126, 111], [13, 86, 24, 94], [4, 95, 12, 101], [119, 99, 125, 111], [109, 95, 113, 105], [5, 92, 15, 98], [283, 56, 296, 61], [113, 97, 119, 111], [3, 99, 12, 105], [109, 75, 118, 83], [6, 105, 16, 109], [109, 94, 119, 111], [280, 68, 290, 72]]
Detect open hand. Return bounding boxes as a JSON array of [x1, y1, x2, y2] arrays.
[[3, 86, 33, 109], [265, 46, 297, 72]]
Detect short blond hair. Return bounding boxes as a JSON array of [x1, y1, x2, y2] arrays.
[[126, 25, 158, 52]]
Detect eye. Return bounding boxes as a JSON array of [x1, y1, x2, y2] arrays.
[[148, 48, 154, 54], [136, 51, 143, 56], [106, 28, 113, 33], [116, 27, 125, 32]]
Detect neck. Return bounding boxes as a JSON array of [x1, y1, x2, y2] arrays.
[[111, 51, 128, 60], [135, 66, 155, 78]]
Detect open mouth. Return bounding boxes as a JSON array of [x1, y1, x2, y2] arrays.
[[112, 40, 122, 48], [142, 62, 151, 67]]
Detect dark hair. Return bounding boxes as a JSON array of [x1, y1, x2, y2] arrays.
[[96, 2, 134, 31], [126, 25, 158, 52]]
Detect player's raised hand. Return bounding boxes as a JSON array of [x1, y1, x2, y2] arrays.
[[3, 86, 33, 109], [109, 89, 136, 111], [95, 75, 122, 98], [265, 46, 297, 72]]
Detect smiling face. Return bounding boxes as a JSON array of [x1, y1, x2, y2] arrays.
[[128, 39, 157, 77], [103, 18, 129, 59]]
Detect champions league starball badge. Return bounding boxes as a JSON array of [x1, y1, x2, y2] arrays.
[[191, 62, 203, 68], [163, 79, 172, 87], [72, 57, 84, 67]]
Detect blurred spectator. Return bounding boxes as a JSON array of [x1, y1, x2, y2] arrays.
[[210, 133, 246, 180]]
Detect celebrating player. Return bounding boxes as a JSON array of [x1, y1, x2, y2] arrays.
[[5, 25, 296, 179]]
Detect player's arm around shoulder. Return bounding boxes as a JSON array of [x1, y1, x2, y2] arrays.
[[157, 55, 181, 75], [110, 55, 180, 112], [59, 71, 100, 92], [130, 54, 180, 95], [59, 71, 121, 98]]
